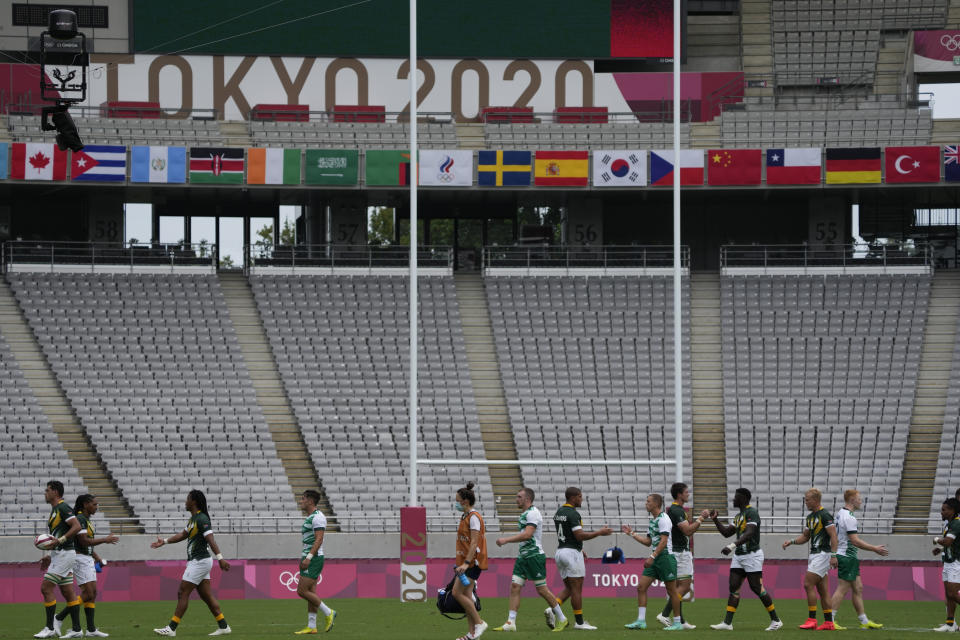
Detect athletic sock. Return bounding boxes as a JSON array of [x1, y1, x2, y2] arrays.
[[68, 599, 82, 632], [858, 614, 869, 624], [808, 606, 817, 619], [637, 606, 646, 621], [661, 601, 673, 618], [215, 613, 228, 629], [673, 616, 682, 625], [555, 597, 564, 606], [308, 612, 317, 629], [823, 609, 833, 623], [318, 602, 332, 616], [85, 602, 96, 632], [760, 592, 778, 621], [724, 606, 736, 625], [169, 615, 181, 631], [573, 610, 584, 625], [508, 610, 517, 623], [948, 618, 955, 626], [45, 601, 57, 629], [55, 606, 68, 622], [764, 602, 779, 621], [552, 605, 566, 622]]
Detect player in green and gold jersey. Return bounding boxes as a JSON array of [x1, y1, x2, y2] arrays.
[[707, 487, 781, 631], [35, 480, 83, 639], [783, 487, 838, 630], [151, 490, 232, 637], [933, 497, 960, 632], [294, 490, 336, 634], [656, 482, 705, 630], [548, 487, 613, 630], [53, 494, 119, 637], [622, 493, 683, 632]]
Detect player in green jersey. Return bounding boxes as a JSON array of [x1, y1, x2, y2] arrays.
[[35, 481, 83, 639], [933, 497, 960, 632], [294, 490, 337, 634], [622, 493, 683, 632], [151, 490, 232, 637], [830, 489, 888, 630], [547, 487, 613, 630], [656, 482, 705, 630], [52, 494, 119, 638], [706, 487, 782, 631], [783, 487, 838, 631], [494, 487, 568, 632]]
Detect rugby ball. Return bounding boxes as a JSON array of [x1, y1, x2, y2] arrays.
[[34, 533, 57, 550]]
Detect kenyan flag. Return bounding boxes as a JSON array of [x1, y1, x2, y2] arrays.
[[189, 147, 244, 184]]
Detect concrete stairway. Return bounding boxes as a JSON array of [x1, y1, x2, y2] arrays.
[[689, 272, 729, 517], [686, 14, 741, 72], [874, 33, 907, 96], [894, 270, 960, 533], [455, 123, 486, 150], [219, 121, 251, 147], [217, 273, 338, 527], [949, 0, 960, 27], [453, 273, 523, 519], [0, 279, 138, 532], [931, 119, 960, 145], [740, 0, 774, 98]]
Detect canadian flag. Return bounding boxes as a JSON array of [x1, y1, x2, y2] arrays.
[[10, 143, 68, 180]]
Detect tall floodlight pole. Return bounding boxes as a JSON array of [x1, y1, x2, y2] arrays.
[[408, 0, 419, 507], [672, 0, 683, 483]]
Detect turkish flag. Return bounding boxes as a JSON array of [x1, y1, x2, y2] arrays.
[[885, 146, 940, 183], [707, 149, 762, 185]]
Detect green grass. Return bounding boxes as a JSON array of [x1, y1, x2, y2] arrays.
[[0, 597, 949, 639]]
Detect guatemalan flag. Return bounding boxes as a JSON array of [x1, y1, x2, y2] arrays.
[[131, 146, 187, 183], [766, 148, 821, 185], [71, 145, 126, 182]]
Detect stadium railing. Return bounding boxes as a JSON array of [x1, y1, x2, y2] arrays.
[[482, 245, 690, 271], [245, 244, 453, 273], [4, 104, 219, 120], [2, 241, 218, 273], [720, 243, 932, 270]]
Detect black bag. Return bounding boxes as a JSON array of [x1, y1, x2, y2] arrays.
[[436, 571, 481, 620]]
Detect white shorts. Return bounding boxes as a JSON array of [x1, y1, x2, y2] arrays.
[[74, 554, 97, 586], [47, 549, 76, 580], [807, 552, 831, 578], [674, 550, 694, 579], [943, 561, 960, 584], [182, 557, 214, 585], [730, 549, 764, 573], [555, 548, 586, 579]]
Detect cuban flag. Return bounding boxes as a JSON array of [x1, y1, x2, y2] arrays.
[[945, 145, 960, 182], [71, 145, 126, 182], [592, 150, 646, 187]]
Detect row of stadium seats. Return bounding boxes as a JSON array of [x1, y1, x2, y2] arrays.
[[5, 272, 960, 534]]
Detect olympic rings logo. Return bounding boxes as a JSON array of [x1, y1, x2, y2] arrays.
[[941, 34, 960, 50], [279, 570, 321, 591]]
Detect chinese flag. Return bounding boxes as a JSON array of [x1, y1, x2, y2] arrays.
[[884, 146, 940, 183], [707, 149, 762, 185]]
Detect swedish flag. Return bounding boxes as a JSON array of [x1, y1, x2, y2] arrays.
[[478, 150, 531, 187]]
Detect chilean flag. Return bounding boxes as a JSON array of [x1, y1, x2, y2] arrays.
[[650, 149, 704, 186], [766, 148, 822, 185]]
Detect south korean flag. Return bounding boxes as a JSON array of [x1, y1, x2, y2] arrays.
[[592, 150, 647, 187]]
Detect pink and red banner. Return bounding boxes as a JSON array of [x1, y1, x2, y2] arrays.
[[0, 558, 947, 604], [914, 30, 960, 72]]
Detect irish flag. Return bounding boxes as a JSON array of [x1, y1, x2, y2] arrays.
[[247, 148, 301, 185]]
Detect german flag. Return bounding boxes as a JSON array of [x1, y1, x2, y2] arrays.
[[825, 148, 881, 184]]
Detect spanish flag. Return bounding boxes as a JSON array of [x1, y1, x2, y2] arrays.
[[534, 151, 589, 186], [825, 148, 881, 184]]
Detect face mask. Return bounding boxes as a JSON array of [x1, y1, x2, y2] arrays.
[[454, 503, 464, 512]]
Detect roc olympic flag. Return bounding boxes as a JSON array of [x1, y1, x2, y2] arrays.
[[130, 146, 187, 183], [534, 151, 589, 186], [650, 149, 704, 186], [884, 146, 940, 183], [419, 150, 473, 186], [766, 148, 821, 185], [592, 150, 646, 186], [825, 147, 881, 184], [305, 149, 358, 185], [945, 145, 960, 182], [189, 148, 244, 184], [707, 149, 762, 185], [477, 150, 531, 186], [247, 148, 301, 185], [71, 145, 126, 182], [366, 150, 413, 186], [10, 143, 67, 180]]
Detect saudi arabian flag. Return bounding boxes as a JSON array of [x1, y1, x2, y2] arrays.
[[247, 148, 300, 184], [305, 149, 359, 185], [365, 149, 414, 186]]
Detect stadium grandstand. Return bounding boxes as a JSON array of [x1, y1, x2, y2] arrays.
[[4, 0, 960, 613]]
